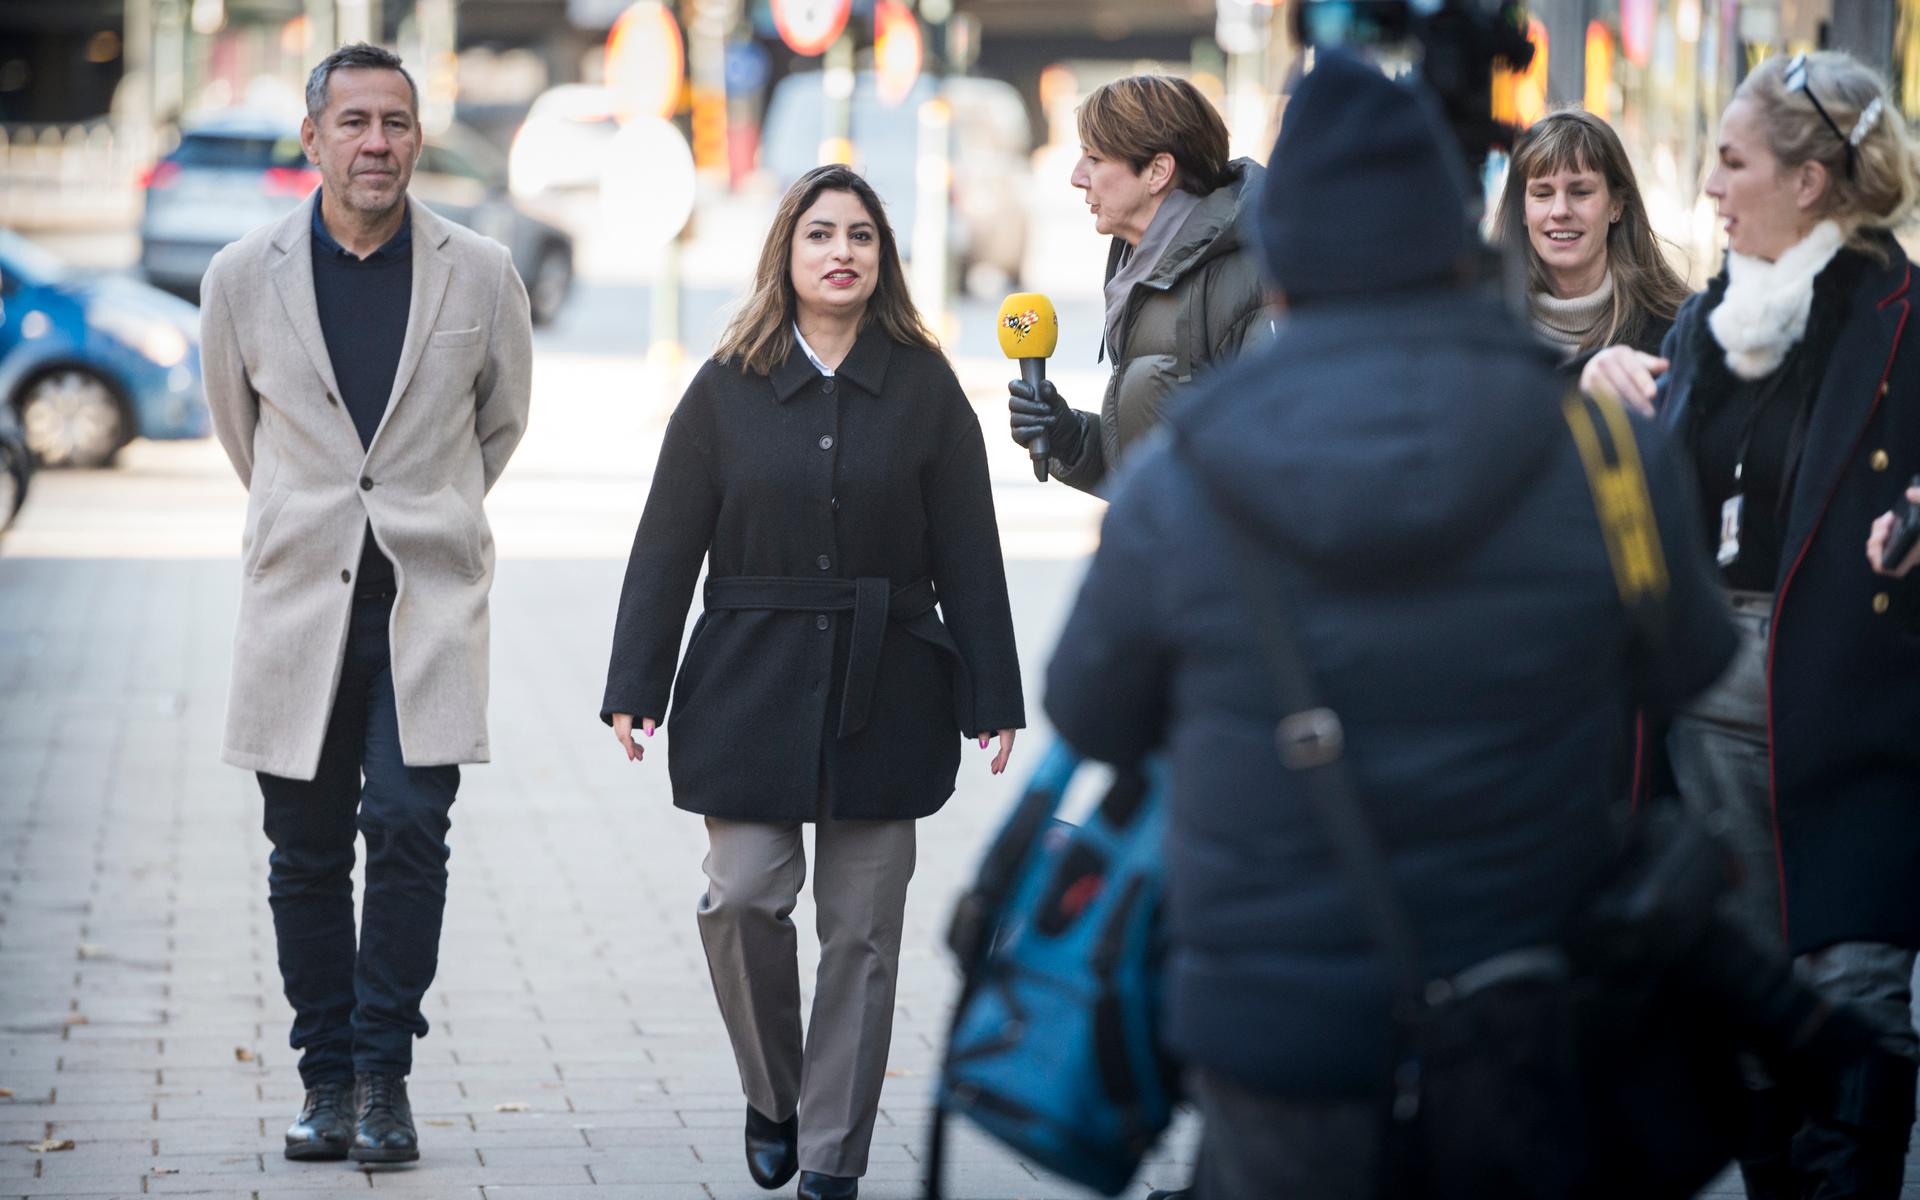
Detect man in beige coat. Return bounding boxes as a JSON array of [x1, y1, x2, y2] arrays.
[[199, 43, 530, 1167]]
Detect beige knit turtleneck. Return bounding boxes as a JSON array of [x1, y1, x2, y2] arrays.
[[1530, 271, 1613, 353]]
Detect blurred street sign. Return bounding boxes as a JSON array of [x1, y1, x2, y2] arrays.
[[873, 0, 923, 106], [602, 117, 698, 243], [772, 0, 851, 55], [605, 1, 685, 121], [725, 40, 771, 93]]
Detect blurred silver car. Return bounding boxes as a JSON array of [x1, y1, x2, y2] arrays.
[[137, 112, 574, 325], [138, 111, 314, 297]]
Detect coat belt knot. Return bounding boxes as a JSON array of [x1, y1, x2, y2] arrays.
[[702, 575, 940, 738]]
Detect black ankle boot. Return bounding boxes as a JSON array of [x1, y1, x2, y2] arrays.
[[744, 1104, 798, 1189], [797, 1169, 858, 1199], [349, 1072, 419, 1164], [284, 1079, 353, 1160]]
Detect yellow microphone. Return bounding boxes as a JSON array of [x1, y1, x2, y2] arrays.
[[997, 292, 1060, 482]]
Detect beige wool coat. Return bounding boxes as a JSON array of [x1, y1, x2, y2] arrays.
[[200, 194, 532, 780]]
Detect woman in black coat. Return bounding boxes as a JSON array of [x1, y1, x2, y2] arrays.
[[600, 165, 1023, 1200], [1584, 51, 1920, 1199]]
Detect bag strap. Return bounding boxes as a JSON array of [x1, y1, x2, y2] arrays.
[[1559, 389, 1669, 638], [1171, 435, 1431, 1131]]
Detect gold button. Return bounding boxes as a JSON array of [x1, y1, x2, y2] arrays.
[[1872, 449, 1891, 471], [1879, 381, 1891, 397], [1873, 591, 1891, 614]]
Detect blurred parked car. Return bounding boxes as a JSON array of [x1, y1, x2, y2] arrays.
[[0, 394, 31, 531], [411, 125, 573, 326], [0, 229, 206, 468], [138, 112, 575, 325], [507, 84, 620, 198], [761, 72, 1032, 293]]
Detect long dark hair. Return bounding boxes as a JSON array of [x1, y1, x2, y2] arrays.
[[1493, 109, 1692, 355], [712, 165, 938, 375]]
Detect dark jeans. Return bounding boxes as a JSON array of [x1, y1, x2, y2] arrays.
[[258, 594, 458, 1088]]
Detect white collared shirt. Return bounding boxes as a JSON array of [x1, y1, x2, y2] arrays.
[[793, 322, 835, 377]]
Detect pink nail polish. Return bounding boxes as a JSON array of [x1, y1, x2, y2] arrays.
[[646, 727, 654, 737], [979, 737, 989, 748]]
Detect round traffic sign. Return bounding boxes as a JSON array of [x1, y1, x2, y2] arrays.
[[771, 0, 850, 56]]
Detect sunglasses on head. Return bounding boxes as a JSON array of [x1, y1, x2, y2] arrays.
[[1783, 53, 1857, 179]]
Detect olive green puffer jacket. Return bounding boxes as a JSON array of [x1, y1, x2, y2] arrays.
[[1052, 158, 1271, 495]]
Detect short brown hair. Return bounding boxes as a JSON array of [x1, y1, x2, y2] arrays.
[[712, 165, 938, 376], [1076, 75, 1231, 196]]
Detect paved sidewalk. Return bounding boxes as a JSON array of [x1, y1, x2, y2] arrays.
[[0, 543, 1194, 1200]]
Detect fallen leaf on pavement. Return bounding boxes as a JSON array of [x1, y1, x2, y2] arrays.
[[77, 944, 102, 959], [423, 1120, 458, 1128], [233, 1047, 256, 1062], [63, 1015, 89, 1026], [151, 1167, 179, 1175], [0, 1087, 13, 1098], [493, 1102, 530, 1112], [29, 1139, 75, 1152]]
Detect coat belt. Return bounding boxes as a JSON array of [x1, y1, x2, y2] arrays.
[[702, 575, 938, 738]]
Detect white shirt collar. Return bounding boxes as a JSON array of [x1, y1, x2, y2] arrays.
[[792, 322, 835, 377]]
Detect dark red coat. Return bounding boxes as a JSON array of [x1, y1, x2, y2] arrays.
[[1659, 237, 1920, 955]]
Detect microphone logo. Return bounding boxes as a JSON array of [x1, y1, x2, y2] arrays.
[[1001, 308, 1043, 340]]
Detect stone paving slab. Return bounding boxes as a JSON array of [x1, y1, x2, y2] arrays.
[[0, 554, 1191, 1200]]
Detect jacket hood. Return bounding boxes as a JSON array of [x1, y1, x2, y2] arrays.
[[1171, 289, 1565, 579], [1141, 157, 1265, 287]]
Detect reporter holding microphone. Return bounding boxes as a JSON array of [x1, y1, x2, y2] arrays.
[[1009, 75, 1271, 493]]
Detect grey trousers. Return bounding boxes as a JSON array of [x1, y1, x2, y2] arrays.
[[697, 816, 916, 1178], [1669, 588, 1920, 1072]]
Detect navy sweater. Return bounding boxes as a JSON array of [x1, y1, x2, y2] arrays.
[[311, 196, 410, 597]]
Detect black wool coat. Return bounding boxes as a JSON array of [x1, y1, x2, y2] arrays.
[[1658, 237, 1920, 955], [602, 327, 1025, 822]]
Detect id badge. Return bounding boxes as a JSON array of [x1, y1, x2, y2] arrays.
[[1717, 493, 1744, 567]]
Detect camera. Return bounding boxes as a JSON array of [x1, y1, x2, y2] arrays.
[[1293, 0, 1537, 176]]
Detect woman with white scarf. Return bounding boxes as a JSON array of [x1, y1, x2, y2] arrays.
[[1584, 50, 1920, 1200]]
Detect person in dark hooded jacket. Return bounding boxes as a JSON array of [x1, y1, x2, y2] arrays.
[[1044, 51, 1736, 1197]]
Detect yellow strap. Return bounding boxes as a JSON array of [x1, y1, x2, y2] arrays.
[[1562, 392, 1669, 608]]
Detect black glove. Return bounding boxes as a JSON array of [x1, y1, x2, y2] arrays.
[[1008, 379, 1087, 468]]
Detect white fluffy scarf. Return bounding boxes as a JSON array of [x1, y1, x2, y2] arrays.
[[1709, 220, 1846, 379]]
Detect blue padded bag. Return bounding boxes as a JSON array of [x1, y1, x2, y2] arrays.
[[926, 741, 1176, 1198]]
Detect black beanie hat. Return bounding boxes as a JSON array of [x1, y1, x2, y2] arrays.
[[1257, 49, 1477, 301]]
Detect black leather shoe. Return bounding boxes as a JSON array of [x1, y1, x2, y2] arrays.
[[348, 1072, 419, 1164], [797, 1170, 858, 1200], [744, 1104, 798, 1189], [283, 1079, 353, 1160]]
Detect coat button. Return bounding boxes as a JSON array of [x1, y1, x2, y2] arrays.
[[1873, 591, 1891, 614], [360, 476, 373, 491], [830, 495, 840, 512], [1879, 381, 1891, 398], [341, 569, 352, 584], [326, 393, 339, 406], [822, 378, 836, 394], [815, 615, 830, 631], [818, 435, 834, 451], [1871, 449, 1891, 471], [817, 554, 831, 571]]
